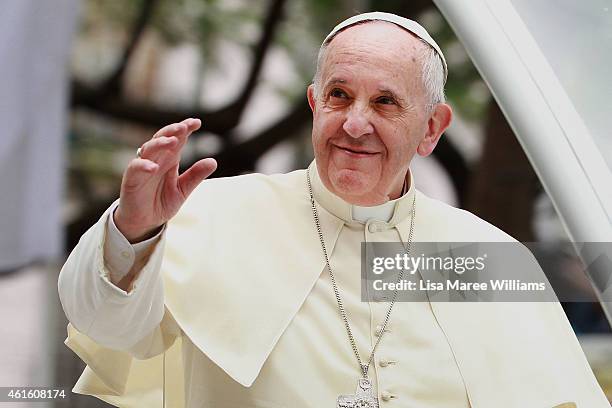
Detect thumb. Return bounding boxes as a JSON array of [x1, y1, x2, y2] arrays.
[[178, 158, 217, 198]]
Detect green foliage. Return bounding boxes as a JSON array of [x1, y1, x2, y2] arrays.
[[80, 0, 146, 33], [152, 0, 265, 64], [78, 0, 490, 118]]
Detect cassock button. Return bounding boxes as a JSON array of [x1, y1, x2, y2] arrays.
[[379, 359, 396, 367], [381, 391, 395, 402], [367, 222, 390, 232]]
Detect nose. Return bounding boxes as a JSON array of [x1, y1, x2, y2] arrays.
[[342, 103, 374, 138]]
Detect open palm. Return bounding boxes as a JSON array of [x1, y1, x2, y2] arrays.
[[114, 118, 217, 243]]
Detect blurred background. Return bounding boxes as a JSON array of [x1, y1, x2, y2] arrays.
[[0, 0, 610, 406]]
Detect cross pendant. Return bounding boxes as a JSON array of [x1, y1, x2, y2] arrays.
[[337, 378, 379, 408]]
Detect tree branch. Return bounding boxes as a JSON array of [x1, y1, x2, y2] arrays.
[[216, 0, 287, 124], [101, 0, 159, 95], [72, 0, 288, 134], [71, 80, 233, 134], [432, 137, 470, 206], [209, 97, 312, 177]]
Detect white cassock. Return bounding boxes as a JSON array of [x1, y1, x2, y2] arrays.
[[58, 161, 609, 407]]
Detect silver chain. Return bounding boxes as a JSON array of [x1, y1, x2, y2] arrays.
[[307, 171, 416, 379]]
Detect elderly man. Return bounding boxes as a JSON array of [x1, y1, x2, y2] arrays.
[[58, 12, 609, 408]]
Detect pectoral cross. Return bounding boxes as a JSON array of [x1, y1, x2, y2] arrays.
[[337, 378, 379, 408]]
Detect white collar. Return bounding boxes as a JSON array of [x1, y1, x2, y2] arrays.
[[309, 161, 414, 225], [352, 199, 399, 223]]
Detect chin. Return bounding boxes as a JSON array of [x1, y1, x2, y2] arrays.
[[329, 169, 374, 197]]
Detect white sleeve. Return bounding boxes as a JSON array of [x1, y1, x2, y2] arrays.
[[58, 200, 167, 351], [104, 201, 165, 283]]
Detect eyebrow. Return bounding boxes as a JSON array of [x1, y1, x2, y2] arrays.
[[324, 78, 408, 105], [377, 88, 406, 105], [325, 78, 347, 87]]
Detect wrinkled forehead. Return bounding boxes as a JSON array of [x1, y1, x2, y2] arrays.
[[318, 23, 428, 100], [322, 22, 426, 80]]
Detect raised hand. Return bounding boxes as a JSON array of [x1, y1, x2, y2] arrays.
[[114, 118, 217, 243]]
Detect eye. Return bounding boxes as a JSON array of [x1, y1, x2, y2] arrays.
[[329, 88, 348, 99], [376, 96, 397, 105]]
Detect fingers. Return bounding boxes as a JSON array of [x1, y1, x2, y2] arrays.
[[175, 118, 201, 146], [177, 158, 217, 199], [181, 117, 201, 133], [140, 116, 202, 161], [126, 118, 207, 194], [141, 119, 201, 167], [152, 122, 188, 139], [152, 118, 201, 145], [139, 136, 179, 164], [122, 158, 159, 192]]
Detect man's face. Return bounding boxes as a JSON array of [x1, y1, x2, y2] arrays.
[[308, 22, 448, 206]]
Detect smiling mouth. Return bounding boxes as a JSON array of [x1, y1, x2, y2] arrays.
[[334, 145, 379, 156]]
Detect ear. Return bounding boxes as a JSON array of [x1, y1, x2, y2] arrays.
[[307, 84, 317, 115], [417, 103, 452, 157]]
